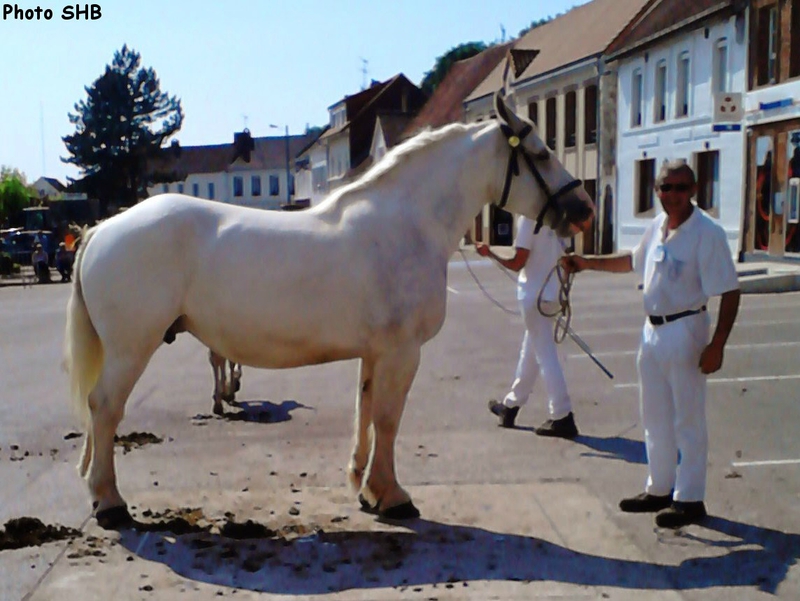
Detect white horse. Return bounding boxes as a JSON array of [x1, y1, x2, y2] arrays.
[[209, 350, 242, 415], [64, 92, 594, 528]]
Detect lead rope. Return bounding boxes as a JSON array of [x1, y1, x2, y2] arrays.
[[458, 248, 573, 343]]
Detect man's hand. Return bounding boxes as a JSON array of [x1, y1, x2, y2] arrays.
[[560, 254, 588, 274], [475, 242, 490, 257], [699, 342, 724, 374]]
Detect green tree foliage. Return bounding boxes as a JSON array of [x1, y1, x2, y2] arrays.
[[0, 167, 34, 225], [62, 45, 183, 215], [420, 41, 488, 96]]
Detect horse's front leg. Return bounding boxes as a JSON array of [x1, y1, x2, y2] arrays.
[[348, 357, 374, 492], [361, 344, 421, 520]]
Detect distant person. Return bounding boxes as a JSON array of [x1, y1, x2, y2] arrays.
[[31, 243, 51, 283], [477, 218, 579, 439], [561, 161, 740, 528], [55, 242, 73, 282]]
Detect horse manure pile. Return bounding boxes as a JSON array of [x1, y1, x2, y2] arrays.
[[134, 507, 212, 535], [0, 517, 82, 551], [114, 432, 163, 454]]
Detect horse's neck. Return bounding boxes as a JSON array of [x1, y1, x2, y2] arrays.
[[312, 123, 502, 253]]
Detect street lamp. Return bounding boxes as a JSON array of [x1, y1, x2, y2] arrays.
[[269, 123, 291, 206]]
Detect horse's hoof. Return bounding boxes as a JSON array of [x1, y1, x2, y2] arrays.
[[358, 494, 379, 515], [212, 405, 224, 416], [380, 501, 420, 520], [223, 393, 235, 403], [95, 505, 133, 530], [234, 381, 241, 393]]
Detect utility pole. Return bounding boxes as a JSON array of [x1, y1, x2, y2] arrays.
[[284, 125, 291, 206]]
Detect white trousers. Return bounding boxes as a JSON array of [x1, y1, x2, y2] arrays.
[[503, 301, 572, 420], [636, 312, 710, 502]]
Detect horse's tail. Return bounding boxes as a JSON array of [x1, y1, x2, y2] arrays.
[[63, 226, 103, 428]]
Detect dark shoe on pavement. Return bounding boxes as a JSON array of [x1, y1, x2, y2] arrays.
[[655, 501, 707, 528], [488, 400, 519, 428], [619, 492, 673, 513], [535, 412, 578, 439]]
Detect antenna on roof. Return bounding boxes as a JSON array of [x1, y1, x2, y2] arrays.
[[360, 57, 369, 90], [500, 24, 506, 43], [242, 114, 249, 130]]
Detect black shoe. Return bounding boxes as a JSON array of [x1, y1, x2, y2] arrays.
[[655, 501, 707, 528], [535, 412, 578, 438], [488, 400, 518, 428], [619, 492, 673, 513]]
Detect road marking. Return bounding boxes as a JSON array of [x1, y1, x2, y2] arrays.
[[732, 459, 800, 467], [568, 340, 800, 360], [614, 374, 800, 389], [447, 286, 459, 294]]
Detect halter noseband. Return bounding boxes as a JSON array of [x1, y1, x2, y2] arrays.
[[496, 122, 582, 234]]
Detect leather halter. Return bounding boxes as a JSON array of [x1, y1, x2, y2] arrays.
[[496, 122, 582, 234]]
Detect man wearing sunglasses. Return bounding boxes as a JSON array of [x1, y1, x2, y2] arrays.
[[561, 161, 740, 528]]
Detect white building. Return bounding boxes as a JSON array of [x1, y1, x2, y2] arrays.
[[607, 0, 748, 255]]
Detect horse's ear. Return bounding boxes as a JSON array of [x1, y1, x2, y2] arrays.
[[494, 91, 526, 133]]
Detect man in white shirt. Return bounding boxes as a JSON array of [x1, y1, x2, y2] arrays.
[[562, 161, 740, 528], [477, 217, 578, 438]]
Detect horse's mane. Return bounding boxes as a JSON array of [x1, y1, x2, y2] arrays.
[[315, 121, 483, 209]]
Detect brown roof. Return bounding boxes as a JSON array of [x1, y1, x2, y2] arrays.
[[605, 0, 736, 59], [375, 113, 414, 148], [149, 132, 314, 181], [404, 42, 512, 136], [467, 0, 651, 102]]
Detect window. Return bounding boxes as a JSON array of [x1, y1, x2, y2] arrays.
[[676, 51, 690, 118], [233, 176, 243, 197], [162, 183, 168, 193], [312, 165, 327, 190], [177, 183, 184, 194], [695, 150, 720, 212], [714, 39, 729, 93], [251, 175, 261, 196], [636, 158, 656, 214], [584, 84, 598, 144], [269, 175, 280, 196], [654, 60, 667, 123], [192, 183, 199, 197], [565, 90, 577, 148], [207, 182, 215, 200], [545, 97, 556, 150], [756, 5, 779, 85], [289, 174, 295, 196], [631, 69, 643, 127], [792, 0, 800, 78], [528, 99, 538, 126]]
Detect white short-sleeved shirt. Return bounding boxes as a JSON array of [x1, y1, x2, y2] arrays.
[[514, 216, 567, 306], [631, 205, 739, 316]]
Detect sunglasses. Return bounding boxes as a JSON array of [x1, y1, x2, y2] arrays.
[[659, 183, 692, 192]]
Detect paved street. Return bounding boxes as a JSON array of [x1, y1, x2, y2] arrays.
[[1, 251, 799, 600]]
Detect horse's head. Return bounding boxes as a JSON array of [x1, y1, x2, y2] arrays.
[[492, 92, 595, 237]]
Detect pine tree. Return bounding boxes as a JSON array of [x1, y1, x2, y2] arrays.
[[62, 45, 183, 214]]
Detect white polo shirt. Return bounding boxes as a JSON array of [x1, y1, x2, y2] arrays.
[[514, 216, 567, 306], [631, 205, 739, 317]]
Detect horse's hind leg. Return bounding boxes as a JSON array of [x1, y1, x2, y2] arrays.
[[348, 356, 375, 493], [86, 354, 148, 528], [361, 344, 421, 519], [209, 350, 225, 415]]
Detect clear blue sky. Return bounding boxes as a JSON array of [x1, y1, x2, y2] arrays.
[[0, 0, 589, 184]]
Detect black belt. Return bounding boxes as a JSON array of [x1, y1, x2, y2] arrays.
[[648, 306, 706, 326]]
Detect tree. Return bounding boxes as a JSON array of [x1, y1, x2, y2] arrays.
[[62, 45, 183, 215], [0, 167, 34, 226], [420, 42, 488, 96]]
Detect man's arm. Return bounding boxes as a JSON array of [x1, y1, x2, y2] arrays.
[[561, 253, 633, 274], [476, 243, 529, 272], [699, 288, 741, 374]]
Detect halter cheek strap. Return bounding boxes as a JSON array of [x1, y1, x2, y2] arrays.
[[496, 123, 582, 234]]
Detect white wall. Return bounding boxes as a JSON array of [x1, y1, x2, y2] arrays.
[[615, 15, 747, 254]]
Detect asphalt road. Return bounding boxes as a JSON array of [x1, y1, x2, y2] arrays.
[[1, 251, 798, 600]]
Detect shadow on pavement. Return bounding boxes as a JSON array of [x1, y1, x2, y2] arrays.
[[220, 400, 311, 424], [116, 513, 800, 595], [573, 435, 647, 464]]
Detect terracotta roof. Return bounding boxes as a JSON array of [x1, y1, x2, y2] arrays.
[[467, 0, 651, 102], [605, 0, 736, 59], [149, 132, 314, 181], [404, 42, 512, 136]]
